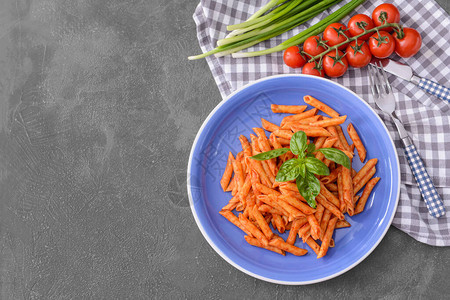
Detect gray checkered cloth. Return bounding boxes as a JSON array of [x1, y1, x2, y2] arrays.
[[193, 0, 450, 246]]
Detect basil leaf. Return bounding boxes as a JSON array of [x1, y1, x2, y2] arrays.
[[296, 172, 320, 208], [275, 159, 302, 182], [298, 162, 306, 178], [290, 131, 307, 157], [305, 157, 330, 176], [307, 171, 321, 197], [306, 143, 316, 154], [250, 148, 290, 161], [317, 148, 351, 169]]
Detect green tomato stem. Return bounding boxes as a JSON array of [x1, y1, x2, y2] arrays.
[[308, 22, 401, 62]]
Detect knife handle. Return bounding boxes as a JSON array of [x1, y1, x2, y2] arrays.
[[404, 143, 446, 218], [414, 77, 450, 103]]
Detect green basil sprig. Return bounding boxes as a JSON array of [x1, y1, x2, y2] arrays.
[[290, 131, 308, 158], [305, 157, 330, 176], [250, 130, 350, 208], [296, 172, 321, 208], [251, 148, 290, 160], [317, 148, 351, 169]]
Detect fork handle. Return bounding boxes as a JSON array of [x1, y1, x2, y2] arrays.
[[404, 143, 446, 218], [412, 76, 450, 103]]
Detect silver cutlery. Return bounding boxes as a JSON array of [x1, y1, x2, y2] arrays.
[[371, 58, 450, 103], [368, 62, 446, 218]]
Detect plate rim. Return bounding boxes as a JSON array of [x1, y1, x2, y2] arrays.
[[187, 74, 400, 285]]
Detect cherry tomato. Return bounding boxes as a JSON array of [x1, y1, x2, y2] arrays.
[[368, 31, 395, 58], [345, 40, 372, 68], [302, 62, 325, 77], [323, 23, 350, 50], [283, 46, 306, 68], [347, 14, 374, 40], [303, 35, 327, 57], [372, 3, 400, 32], [393, 27, 422, 58], [323, 50, 348, 77]]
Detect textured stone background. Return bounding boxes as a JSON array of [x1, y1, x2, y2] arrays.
[[0, 0, 449, 299]]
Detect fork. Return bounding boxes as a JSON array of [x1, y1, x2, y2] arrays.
[[368, 62, 446, 218]]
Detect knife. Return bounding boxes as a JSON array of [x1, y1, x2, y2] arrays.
[[370, 58, 450, 103]]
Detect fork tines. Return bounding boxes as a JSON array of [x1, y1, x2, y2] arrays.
[[368, 62, 394, 98]]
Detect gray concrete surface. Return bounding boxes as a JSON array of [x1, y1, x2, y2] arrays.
[[0, 0, 449, 299]]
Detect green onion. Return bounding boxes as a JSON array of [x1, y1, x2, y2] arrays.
[[189, 4, 331, 60], [188, 0, 344, 60], [216, 7, 324, 58], [225, 1, 293, 38], [232, 0, 365, 58], [226, 0, 293, 31], [217, 0, 339, 47], [237, 0, 285, 24]]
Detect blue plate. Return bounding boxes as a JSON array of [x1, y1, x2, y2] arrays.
[[187, 75, 400, 285]]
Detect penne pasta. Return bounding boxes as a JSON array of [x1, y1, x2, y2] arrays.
[[286, 218, 308, 245], [316, 194, 345, 220], [239, 135, 253, 158], [355, 177, 380, 214], [336, 219, 351, 229], [220, 152, 235, 191], [222, 196, 239, 211], [252, 205, 274, 240], [217, 96, 380, 260], [261, 118, 280, 132], [276, 198, 305, 219], [317, 216, 338, 258], [272, 129, 294, 140], [319, 182, 340, 208], [280, 108, 318, 126], [305, 237, 320, 255], [319, 209, 332, 239], [226, 176, 235, 192], [336, 125, 352, 152], [280, 116, 322, 129], [325, 183, 338, 192], [353, 167, 377, 195], [314, 203, 325, 224], [353, 158, 378, 186], [278, 194, 316, 215], [269, 239, 308, 256], [341, 163, 355, 216], [290, 124, 332, 137], [303, 95, 340, 117], [271, 104, 307, 114], [239, 214, 269, 246], [245, 236, 285, 255], [347, 123, 367, 162], [307, 214, 321, 240], [272, 213, 285, 233], [232, 159, 245, 192], [219, 210, 252, 236], [310, 115, 347, 127]]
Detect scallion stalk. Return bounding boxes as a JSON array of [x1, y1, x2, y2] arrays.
[[225, 1, 293, 38], [216, 7, 326, 57], [219, 0, 321, 45], [217, 0, 340, 47], [188, 2, 334, 60], [241, 0, 285, 23], [188, 0, 366, 60], [227, 0, 298, 31], [232, 0, 365, 58]]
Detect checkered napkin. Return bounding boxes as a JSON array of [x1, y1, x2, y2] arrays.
[[193, 0, 450, 246]]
